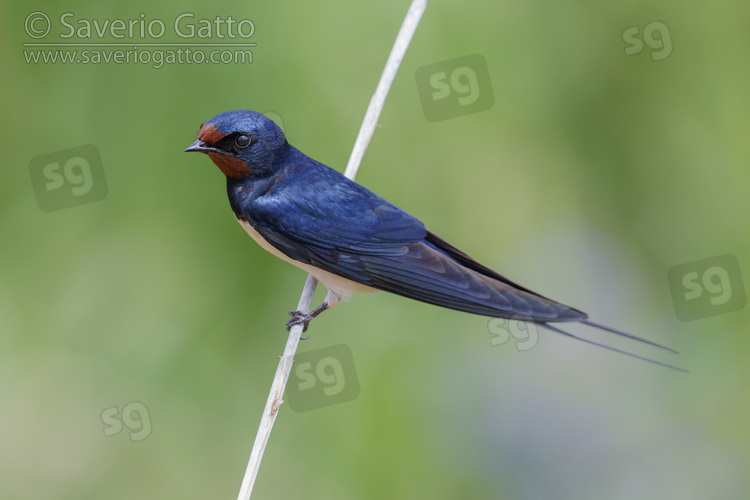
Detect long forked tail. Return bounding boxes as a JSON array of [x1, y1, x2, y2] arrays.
[[538, 320, 688, 373]]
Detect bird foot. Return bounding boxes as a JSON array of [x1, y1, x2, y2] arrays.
[[287, 310, 313, 335], [285, 303, 329, 337]]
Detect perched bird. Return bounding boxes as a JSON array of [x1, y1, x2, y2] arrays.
[[185, 110, 682, 370]]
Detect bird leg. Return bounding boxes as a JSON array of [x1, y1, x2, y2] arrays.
[[286, 302, 330, 334]]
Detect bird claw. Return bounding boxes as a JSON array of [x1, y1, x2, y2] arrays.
[[287, 310, 312, 335], [285, 303, 328, 338]]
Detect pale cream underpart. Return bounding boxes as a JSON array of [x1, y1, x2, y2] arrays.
[[237, 218, 379, 308]]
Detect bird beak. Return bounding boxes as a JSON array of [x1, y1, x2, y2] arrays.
[[184, 139, 216, 153]]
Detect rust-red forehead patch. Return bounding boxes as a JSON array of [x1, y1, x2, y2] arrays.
[[197, 123, 227, 144]]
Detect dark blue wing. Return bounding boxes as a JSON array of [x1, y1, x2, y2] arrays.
[[235, 153, 427, 256], [230, 154, 584, 322]]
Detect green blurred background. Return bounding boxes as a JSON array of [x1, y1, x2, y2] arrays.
[[3, 1, 749, 498]]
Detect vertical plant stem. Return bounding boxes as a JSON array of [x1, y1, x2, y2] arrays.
[[237, 2, 428, 498]]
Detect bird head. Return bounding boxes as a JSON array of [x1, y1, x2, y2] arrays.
[[184, 110, 288, 178]]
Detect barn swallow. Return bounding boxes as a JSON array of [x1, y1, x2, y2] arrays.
[[185, 110, 683, 370]]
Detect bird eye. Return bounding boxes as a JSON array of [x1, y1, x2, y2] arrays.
[[234, 134, 253, 149]]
